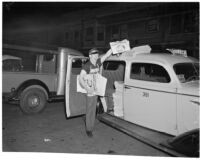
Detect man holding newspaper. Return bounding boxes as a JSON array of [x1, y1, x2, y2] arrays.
[[79, 48, 112, 138]]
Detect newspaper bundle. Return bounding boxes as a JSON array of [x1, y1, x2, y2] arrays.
[[77, 73, 107, 96], [110, 39, 131, 54]]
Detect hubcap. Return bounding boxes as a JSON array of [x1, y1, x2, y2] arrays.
[[28, 95, 40, 107]]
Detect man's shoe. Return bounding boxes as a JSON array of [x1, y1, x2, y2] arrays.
[[86, 131, 93, 138]]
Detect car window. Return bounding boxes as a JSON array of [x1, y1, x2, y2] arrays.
[[72, 59, 83, 68], [103, 61, 125, 70], [3, 59, 23, 72], [130, 63, 171, 83], [173, 63, 199, 83], [72, 58, 87, 74], [43, 54, 54, 61]]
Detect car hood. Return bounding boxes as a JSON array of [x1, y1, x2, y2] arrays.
[[178, 80, 200, 97]]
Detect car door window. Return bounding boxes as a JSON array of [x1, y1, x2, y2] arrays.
[[130, 63, 171, 83], [72, 58, 87, 74], [102, 61, 126, 91]]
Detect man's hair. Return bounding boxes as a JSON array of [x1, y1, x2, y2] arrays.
[[89, 48, 100, 55]]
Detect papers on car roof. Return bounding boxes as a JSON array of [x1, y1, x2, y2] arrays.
[[110, 39, 131, 54], [131, 45, 151, 55], [166, 48, 187, 57]]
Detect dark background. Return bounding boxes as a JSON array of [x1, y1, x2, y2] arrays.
[[3, 2, 199, 58], [3, 2, 114, 27]]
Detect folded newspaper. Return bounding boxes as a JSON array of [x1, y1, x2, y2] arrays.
[[110, 39, 131, 54], [77, 73, 107, 96]]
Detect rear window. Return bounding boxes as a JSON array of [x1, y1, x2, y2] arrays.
[[130, 63, 171, 83]]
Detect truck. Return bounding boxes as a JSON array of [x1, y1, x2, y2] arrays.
[[2, 44, 84, 114], [64, 48, 199, 157]]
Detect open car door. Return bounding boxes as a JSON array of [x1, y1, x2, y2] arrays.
[[65, 55, 88, 117]]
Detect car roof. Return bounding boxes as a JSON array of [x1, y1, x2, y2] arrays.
[[3, 55, 22, 61], [63, 48, 84, 56], [3, 44, 84, 56], [107, 52, 198, 66]]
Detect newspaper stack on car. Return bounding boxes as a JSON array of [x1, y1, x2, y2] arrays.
[[110, 39, 131, 54]]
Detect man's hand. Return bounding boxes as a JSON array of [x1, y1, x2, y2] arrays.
[[106, 48, 113, 56], [86, 86, 94, 95]]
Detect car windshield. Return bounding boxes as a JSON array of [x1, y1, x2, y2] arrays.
[[173, 63, 199, 83]]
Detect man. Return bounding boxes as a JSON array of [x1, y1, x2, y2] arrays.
[[79, 48, 112, 137]]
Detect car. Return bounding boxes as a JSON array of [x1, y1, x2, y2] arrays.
[[65, 47, 199, 156], [3, 44, 84, 114]]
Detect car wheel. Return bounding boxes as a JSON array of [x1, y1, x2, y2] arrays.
[[20, 87, 47, 114]]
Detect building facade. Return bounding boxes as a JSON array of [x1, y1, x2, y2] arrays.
[[4, 3, 199, 58]]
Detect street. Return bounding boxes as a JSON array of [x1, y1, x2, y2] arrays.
[[2, 101, 169, 157]]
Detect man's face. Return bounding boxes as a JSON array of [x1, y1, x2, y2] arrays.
[[90, 53, 99, 63]]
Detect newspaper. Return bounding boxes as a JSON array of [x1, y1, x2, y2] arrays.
[[110, 39, 131, 54], [166, 48, 187, 57], [77, 73, 107, 96]]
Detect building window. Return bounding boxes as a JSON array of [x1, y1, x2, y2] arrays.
[[65, 31, 73, 42], [146, 19, 159, 33], [120, 24, 128, 39], [65, 32, 69, 41], [111, 25, 120, 41], [111, 25, 128, 41], [183, 12, 198, 33], [74, 30, 80, 42], [170, 14, 182, 34], [97, 26, 105, 41], [85, 27, 94, 42]]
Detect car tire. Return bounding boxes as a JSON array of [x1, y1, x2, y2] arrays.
[[20, 87, 47, 114], [169, 129, 199, 157]]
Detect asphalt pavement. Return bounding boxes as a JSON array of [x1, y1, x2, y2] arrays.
[[2, 101, 169, 157]]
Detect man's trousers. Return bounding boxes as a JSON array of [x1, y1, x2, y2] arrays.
[[86, 95, 97, 132]]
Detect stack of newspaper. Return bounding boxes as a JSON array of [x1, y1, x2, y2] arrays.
[[77, 73, 107, 96], [113, 81, 124, 117], [110, 39, 130, 54]]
